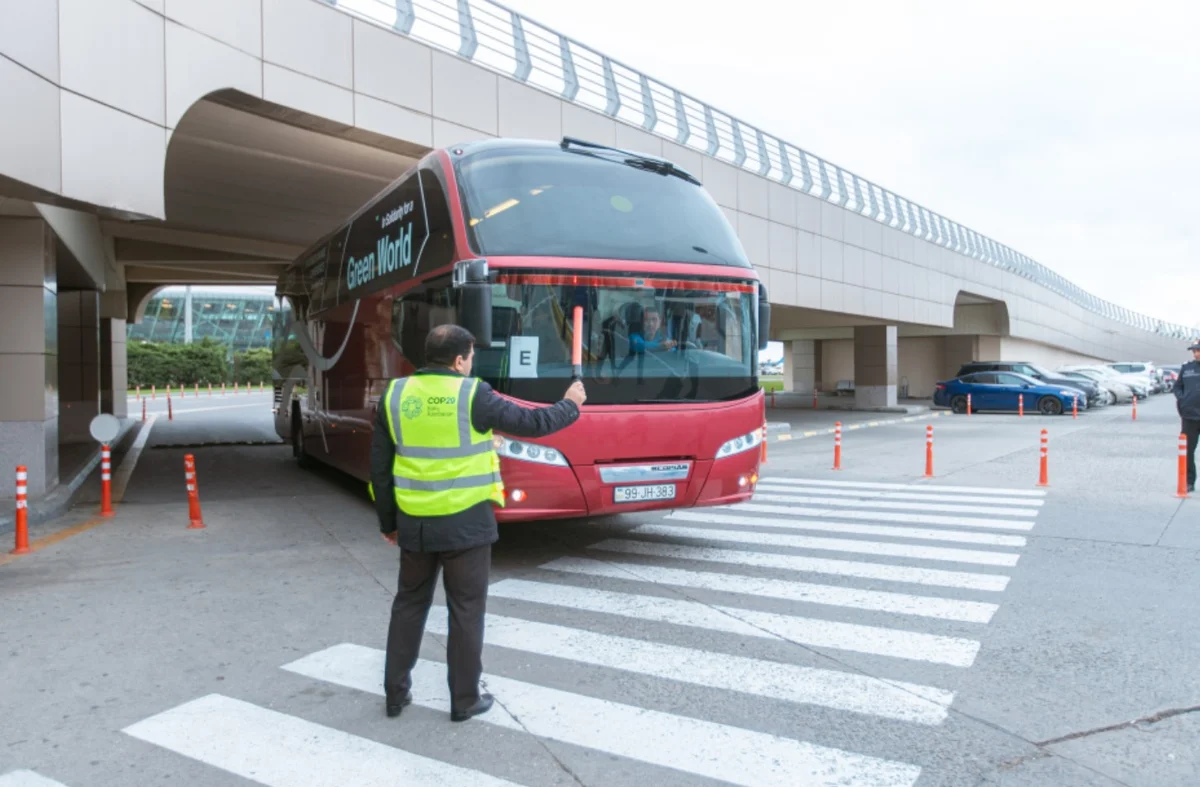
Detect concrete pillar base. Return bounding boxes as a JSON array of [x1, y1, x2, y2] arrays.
[[783, 339, 816, 393], [854, 384, 899, 409], [854, 325, 898, 409]]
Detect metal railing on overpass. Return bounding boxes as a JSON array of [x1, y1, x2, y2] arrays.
[[326, 0, 1198, 341]]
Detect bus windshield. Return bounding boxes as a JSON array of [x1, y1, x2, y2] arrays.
[[455, 144, 750, 267], [472, 273, 758, 405]]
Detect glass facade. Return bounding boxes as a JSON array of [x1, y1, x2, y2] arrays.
[[127, 286, 276, 351]]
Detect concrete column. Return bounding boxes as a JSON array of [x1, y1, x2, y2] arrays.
[[57, 290, 100, 447], [0, 219, 58, 496], [100, 318, 128, 417], [782, 339, 816, 393], [854, 325, 898, 409]]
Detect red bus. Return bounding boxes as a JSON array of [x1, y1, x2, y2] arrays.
[[272, 137, 770, 521]]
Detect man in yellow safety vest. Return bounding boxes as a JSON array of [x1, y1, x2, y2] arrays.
[[372, 323, 586, 722]]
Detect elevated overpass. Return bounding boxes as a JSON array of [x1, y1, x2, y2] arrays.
[[0, 0, 1194, 498]]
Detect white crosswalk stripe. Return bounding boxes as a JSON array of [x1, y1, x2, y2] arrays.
[[539, 555, 1000, 622], [284, 645, 923, 787], [757, 477, 1047, 497], [632, 523, 1021, 566], [748, 492, 1041, 517], [731, 502, 1036, 531], [488, 578, 982, 666], [753, 484, 1046, 506], [123, 694, 525, 786], [591, 538, 1011, 590], [119, 474, 1045, 786], [427, 613, 954, 723], [0, 772, 71, 787], [667, 510, 1029, 547]]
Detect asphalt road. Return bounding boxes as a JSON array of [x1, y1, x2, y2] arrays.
[[1, 393, 1197, 787]]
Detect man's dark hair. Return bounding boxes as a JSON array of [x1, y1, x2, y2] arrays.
[[426, 323, 475, 367]]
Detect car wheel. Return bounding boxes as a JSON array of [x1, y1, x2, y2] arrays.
[[1038, 396, 1063, 416], [292, 411, 313, 468], [950, 395, 968, 414], [1105, 390, 1115, 405]]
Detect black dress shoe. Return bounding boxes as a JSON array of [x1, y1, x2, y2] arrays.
[[385, 692, 412, 718], [450, 693, 493, 722]]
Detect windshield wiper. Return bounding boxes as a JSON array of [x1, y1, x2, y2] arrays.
[[561, 137, 702, 185]]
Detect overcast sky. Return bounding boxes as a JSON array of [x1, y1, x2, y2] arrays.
[[476, 0, 1195, 331]]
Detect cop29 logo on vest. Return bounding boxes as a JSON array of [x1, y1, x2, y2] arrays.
[[401, 396, 423, 420]]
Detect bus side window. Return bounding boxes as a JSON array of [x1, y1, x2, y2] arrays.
[[390, 283, 456, 370]]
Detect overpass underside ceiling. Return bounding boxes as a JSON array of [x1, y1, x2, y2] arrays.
[[104, 96, 428, 291]]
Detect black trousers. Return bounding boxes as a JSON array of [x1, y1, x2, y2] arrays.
[[1184, 418, 1200, 487], [384, 544, 490, 713]]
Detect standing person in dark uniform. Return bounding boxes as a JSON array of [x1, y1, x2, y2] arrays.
[[371, 323, 585, 722], [1175, 341, 1200, 493]]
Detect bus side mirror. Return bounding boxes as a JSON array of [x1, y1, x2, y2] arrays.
[[454, 258, 492, 346], [757, 282, 771, 351]]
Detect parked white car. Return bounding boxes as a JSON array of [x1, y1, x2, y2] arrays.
[[1058, 365, 1150, 400], [1056, 369, 1134, 404]]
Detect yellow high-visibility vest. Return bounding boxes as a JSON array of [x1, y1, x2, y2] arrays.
[[380, 374, 504, 516]]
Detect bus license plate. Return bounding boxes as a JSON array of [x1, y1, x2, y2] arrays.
[[614, 484, 676, 504]]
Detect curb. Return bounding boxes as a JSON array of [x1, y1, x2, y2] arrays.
[[769, 410, 952, 443], [0, 417, 141, 535]]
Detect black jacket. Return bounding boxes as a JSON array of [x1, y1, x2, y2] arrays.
[[371, 368, 580, 551], [1176, 360, 1200, 420]]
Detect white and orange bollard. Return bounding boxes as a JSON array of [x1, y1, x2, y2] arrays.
[[1177, 434, 1190, 498], [141, 399, 147, 423], [221, 382, 226, 397], [812, 391, 818, 409], [234, 381, 239, 395], [1072, 395, 1078, 419], [1018, 394, 1024, 417], [194, 382, 199, 398], [152, 384, 157, 401], [1132, 395, 1138, 421], [99, 445, 114, 517], [1037, 429, 1049, 487], [208, 382, 213, 397], [11, 466, 30, 555], [924, 425, 934, 477], [832, 421, 843, 471], [136, 384, 142, 400], [184, 454, 205, 529], [967, 393, 972, 416]]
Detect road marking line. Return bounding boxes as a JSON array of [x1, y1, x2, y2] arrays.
[[426, 614, 954, 725], [284, 645, 922, 787], [112, 415, 157, 503], [489, 578, 981, 666], [591, 539, 1009, 591], [748, 493, 1040, 517], [759, 478, 1046, 497], [540, 557, 998, 622], [0, 772, 72, 787], [731, 503, 1035, 532], [633, 524, 1020, 567], [123, 694, 521, 787], [667, 511, 1027, 547], [753, 485, 1046, 506]]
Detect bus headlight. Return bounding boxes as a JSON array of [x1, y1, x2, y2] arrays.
[[494, 436, 569, 467], [716, 428, 763, 459]]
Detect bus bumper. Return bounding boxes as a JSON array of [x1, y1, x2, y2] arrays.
[[495, 449, 761, 522]]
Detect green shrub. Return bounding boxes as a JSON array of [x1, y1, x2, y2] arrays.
[[127, 339, 230, 387]]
